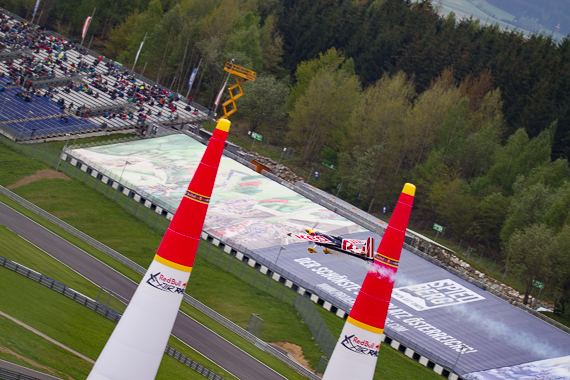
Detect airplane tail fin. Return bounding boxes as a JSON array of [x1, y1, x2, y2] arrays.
[[365, 237, 374, 259]]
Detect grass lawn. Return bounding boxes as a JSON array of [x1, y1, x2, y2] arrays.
[[0, 141, 447, 379], [0, 224, 126, 314], [0, 312, 93, 379], [0, 241, 236, 380]]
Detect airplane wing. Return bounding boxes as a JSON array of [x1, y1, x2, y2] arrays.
[[291, 234, 332, 243], [343, 239, 364, 246]]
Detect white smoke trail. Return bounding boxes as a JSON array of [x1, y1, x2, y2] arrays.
[[447, 303, 565, 359]]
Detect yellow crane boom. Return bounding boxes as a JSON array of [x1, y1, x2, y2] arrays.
[[220, 62, 256, 120]]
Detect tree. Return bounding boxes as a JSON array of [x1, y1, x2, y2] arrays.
[[199, 0, 241, 41], [500, 181, 556, 244], [223, 12, 263, 72], [239, 75, 289, 133], [287, 69, 360, 166], [404, 69, 462, 168], [469, 193, 511, 252], [105, 11, 140, 58], [483, 124, 554, 196], [260, 14, 284, 74], [505, 224, 556, 304], [544, 182, 570, 233], [340, 71, 415, 202], [287, 48, 353, 109], [553, 226, 570, 317], [428, 177, 478, 237]]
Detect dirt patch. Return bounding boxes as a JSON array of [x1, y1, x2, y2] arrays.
[[269, 341, 313, 371], [6, 169, 70, 189], [0, 345, 74, 380]]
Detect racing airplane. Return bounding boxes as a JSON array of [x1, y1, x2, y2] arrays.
[[288, 228, 375, 262]]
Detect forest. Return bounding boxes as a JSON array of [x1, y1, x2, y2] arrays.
[[1, 0, 570, 318]]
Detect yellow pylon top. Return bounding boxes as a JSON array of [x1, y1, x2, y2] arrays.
[[224, 62, 256, 82]]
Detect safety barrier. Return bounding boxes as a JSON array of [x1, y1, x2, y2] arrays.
[[0, 255, 122, 322], [0, 255, 225, 380], [0, 367, 46, 380]]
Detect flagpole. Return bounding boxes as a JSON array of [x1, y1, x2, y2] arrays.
[[81, 7, 96, 46], [133, 32, 147, 73], [36, 9, 43, 25], [31, 0, 41, 23], [213, 59, 233, 116]]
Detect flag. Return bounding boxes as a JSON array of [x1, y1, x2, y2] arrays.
[[134, 39, 144, 65], [188, 67, 198, 90], [214, 81, 226, 106], [82, 16, 92, 40], [32, 0, 41, 20]]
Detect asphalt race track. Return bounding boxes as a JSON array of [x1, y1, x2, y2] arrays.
[[0, 202, 286, 380]]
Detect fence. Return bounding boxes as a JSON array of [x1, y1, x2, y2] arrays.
[[294, 295, 337, 359], [0, 255, 225, 380]]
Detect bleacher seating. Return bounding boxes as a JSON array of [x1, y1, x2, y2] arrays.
[[0, 9, 212, 141]]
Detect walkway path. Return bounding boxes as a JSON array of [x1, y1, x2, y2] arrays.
[[0, 310, 94, 364]]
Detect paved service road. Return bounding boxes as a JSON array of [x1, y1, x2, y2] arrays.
[[0, 202, 286, 380]]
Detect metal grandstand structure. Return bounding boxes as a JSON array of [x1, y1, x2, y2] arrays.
[[0, 47, 32, 60], [30, 74, 82, 90], [0, 7, 213, 141]]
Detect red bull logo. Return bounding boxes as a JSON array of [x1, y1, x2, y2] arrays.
[[146, 272, 187, 294], [341, 334, 380, 357]]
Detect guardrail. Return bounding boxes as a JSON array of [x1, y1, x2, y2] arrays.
[[0, 366, 54, 380], [0, 255, 122, 321], [0, 255, 225, 380]]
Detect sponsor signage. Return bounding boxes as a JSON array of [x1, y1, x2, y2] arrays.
[[392, 279, 485, 311], [146, 272, 187, 294], [341, 334, 379, 357], [387, 303, 478, 354]]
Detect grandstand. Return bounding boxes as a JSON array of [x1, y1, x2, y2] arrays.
[[0, 9, 212, 141]]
